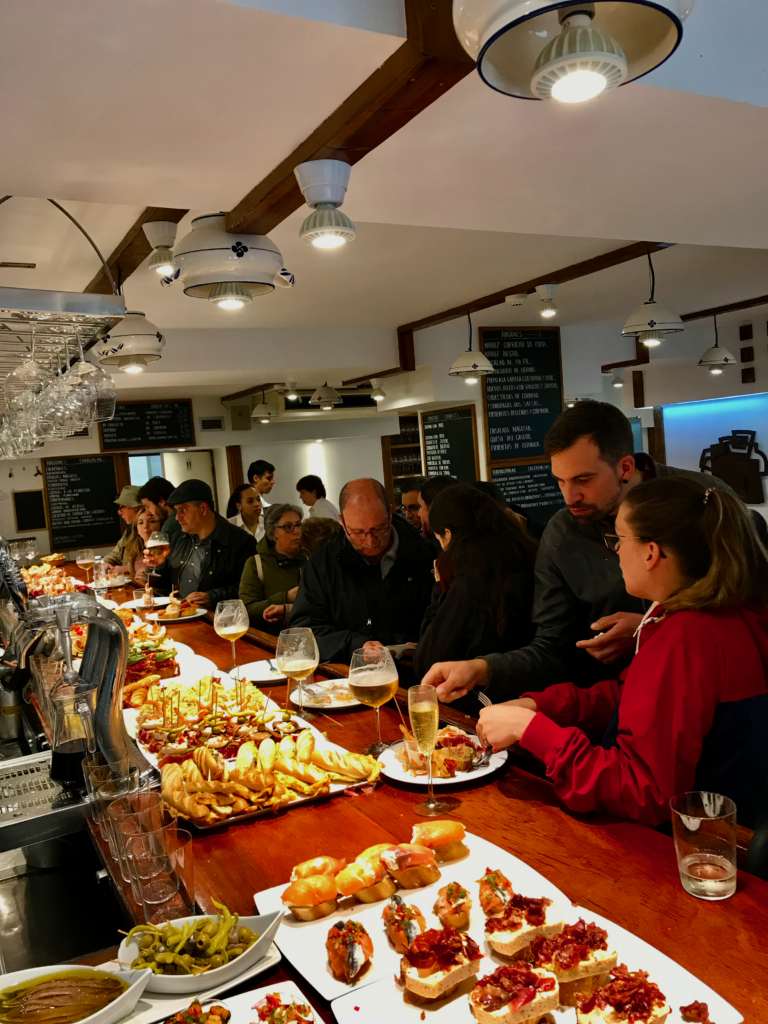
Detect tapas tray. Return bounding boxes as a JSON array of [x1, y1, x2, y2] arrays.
[[256, 831, 743, 1022]]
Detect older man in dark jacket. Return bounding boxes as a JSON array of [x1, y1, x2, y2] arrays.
[[145, 479, 256, 608], [291, 478, 434, 664], [425, 401, 745, 704]]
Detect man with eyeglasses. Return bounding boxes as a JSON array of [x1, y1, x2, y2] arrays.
[[425, 401, 740, 704], [291, 477, 434, 664], [397, 479, 425, 531]]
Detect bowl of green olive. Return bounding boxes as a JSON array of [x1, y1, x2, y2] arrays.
[[117, 903, 281, 994]]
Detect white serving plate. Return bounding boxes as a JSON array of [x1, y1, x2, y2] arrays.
[[255, 830, 569, 1003], [98, 943, 281, 1024], [96, 597, 119, 610], [289, 682, 360, 710], [232, 661, 286, 684], [147, 607, 209, 623], [0, 964, 152, 1024], [121, 596, 171, 609], [378, 741, 507, 787], [118, 912, 281, 994], [224, 982, 321, 1024], [103, 574, 131, 587], [332, 901, 744, 1024]]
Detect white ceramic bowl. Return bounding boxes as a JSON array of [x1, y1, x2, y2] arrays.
[[0, 964, 151, 1024], [118, 911, 281, 994]]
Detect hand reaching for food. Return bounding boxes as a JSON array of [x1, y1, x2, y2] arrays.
[[186, 592, 210, 608]]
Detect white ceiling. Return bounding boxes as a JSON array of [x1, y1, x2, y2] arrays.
[[2, 0, 768, 394]]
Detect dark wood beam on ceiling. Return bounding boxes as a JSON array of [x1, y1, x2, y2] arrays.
[[342, 327, 415, 385], [680, 293, 768, 322], [84, 207, 188, 295], [225, 0, 474, 236], [601, 339, 650, 374], [221, 382, 282, 404], [399, 241, 674, 334]]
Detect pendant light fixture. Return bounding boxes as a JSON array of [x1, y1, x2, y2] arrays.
[[370, 386, 386, 402], [309, 383, 343, 410], [449, 312, 495, 384], [143, 221, 178, 277], [536, 283, 558, 318], [611, 368, 625, 388], [94, 311, 165, 374], [453, 0, 695, 102], [295, 160, 356, 249], [622, 251, 683, 347], [251, 389, 276, 423], [697, 315, 737, 375], [285, 381, 299, 401]]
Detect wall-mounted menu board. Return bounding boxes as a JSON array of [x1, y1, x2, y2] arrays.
[[42, 456, 121, 550], [491, 462, 565, 527], [99, 400, 195, 452], [421, 405, 479, 484], [480, 327, 563, 463]]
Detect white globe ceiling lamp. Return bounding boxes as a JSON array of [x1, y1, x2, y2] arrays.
[[171, 214, 295, 310], [309, 383, 343, 410], [449, 312, 495, 384], [536, 282, 558, 318], [452, 0, 695, 101], [295, 160, 357, 249], [698, 315, 737, 376], [143, 220, 178, 276], [93, 311, 165, 373], [622, 251, 683, 347]]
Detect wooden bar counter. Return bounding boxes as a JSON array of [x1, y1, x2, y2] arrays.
[[88, 583, 766, 1023]]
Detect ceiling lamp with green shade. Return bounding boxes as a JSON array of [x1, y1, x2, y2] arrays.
[[453, 0, 695, 103]]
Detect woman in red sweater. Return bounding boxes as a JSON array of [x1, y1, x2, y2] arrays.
[[476, 477, 768, 826]]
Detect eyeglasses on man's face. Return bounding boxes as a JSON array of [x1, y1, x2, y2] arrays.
[[399, 503, 420, 515], [275, 521, 300, 534], [343, 518, 391, 540]]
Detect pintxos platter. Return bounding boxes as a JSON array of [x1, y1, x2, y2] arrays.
[[121, 596, 172, 610], [378, 726, 507, 786], [147, 607, 208, 623], [289, 681, 360, 709]]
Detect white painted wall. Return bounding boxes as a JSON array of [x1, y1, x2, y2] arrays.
[[239, 436, 385, 512]]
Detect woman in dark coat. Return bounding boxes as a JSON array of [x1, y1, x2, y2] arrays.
[[412, 484, 537, 715]]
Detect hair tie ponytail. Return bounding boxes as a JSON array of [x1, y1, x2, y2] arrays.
[[703, 487, 714, 505]]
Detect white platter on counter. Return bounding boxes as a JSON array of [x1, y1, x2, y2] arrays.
[[98, 944, 281, 1024], [118, 912, 281, 994], [223, 983, 322, 1024], [121, 596, 171, 610], [147, 607, 208, 623], [378, 740, 507, 787], [231, 660, 286, 684], [289, 682, 360, 710]]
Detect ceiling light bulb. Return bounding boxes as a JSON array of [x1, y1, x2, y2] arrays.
[[370, 387, 386, 402], [710, 367, 723, 375], [612, 376, 624, 388], [531, 7, 627, 103], [462, 371, 479, 384], [300, 206, 356, 248], [315, 439, 323, 444], [148, 246, 175, 276], [313, 234, 346, 249], [536, 283, 558, 319], [321, 401, 334, 410], [209, 281, 252, 310], [285, 381, 299, 400], [117, 355, 147, 374], [260, 416, 271, 423], [639, 330, 663, 347], [551, 68, 607, 103], [540, 304, 557, 318]]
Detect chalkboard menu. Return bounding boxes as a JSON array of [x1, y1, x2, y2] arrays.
[[421, 406, 479, 484], [491, 462, 564, 527], [99, 400, 195, 452], [43, 456, 121, 550], [481, 328, 563, 462]]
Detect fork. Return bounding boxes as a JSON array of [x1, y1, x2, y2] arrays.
[[468, 691, 493, 770], [477, 692, 492, 708]]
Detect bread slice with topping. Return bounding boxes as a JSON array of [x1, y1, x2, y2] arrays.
[[400, 925, 482, 1005], [470, 963, 559, 1024], [527, 918, 617, 1006], [576, 965, 669, 1024], [485, 894, 564, 958]]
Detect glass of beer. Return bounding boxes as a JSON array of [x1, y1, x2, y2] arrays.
[[277, 627, 320, 720], [214, 599, 250, 679], [76, 547, 95, 585], [146, 530, 171, 563], [348, 646, 399, 757], [408, 683, 460, 817]]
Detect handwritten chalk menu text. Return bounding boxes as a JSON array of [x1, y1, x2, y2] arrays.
[[421, 406, 479, 484], [491, 462, 564, 527], [481, 328, 562, 462], [99, 400, 195, 452], [43, 456, 121, 549]]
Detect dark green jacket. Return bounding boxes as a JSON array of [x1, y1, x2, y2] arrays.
[[152, 513, 256, 607], [239, 536, 306, 634]]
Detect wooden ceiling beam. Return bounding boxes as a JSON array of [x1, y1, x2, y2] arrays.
[[84, 206, 187, 295], [225, 0, 474, 236], [680, 293, 768, 322]]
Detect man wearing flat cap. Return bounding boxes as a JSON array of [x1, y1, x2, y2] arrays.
[[144, 479, 256, 608], [103, 485, 142, 566]]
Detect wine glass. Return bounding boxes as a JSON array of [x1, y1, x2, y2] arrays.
[[76, 547, 95, 585], [214, 600, 249, 681], [9, 541, 24, 564], [24, 538, 39, 565], [276, 627, 319, 721], [146, 530, 171, 561], [348, 646, 399, 757], [408, 684, 460, 817]]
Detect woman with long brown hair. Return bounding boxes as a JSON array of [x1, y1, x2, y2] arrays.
[[112, 507, 161, 585], [413, 484, 537, 713], [472, 477, 768, 826]]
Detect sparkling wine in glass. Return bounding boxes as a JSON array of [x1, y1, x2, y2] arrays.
[[276, 627, 319, 721], [349, 646, 399, 757], [76, 547, 95, 585], [214, 599, 250, 680], [408, 683, 460, 817]]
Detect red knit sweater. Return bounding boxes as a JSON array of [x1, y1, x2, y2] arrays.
[[520, 604, 768, 825]]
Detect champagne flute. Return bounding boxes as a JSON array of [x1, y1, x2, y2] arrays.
[[76, 547, 95, 585], [348, 646, 399, 757], [408, 684, 460, 817], [214, 600, 250, 680], [276, 627, 319, 721]]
